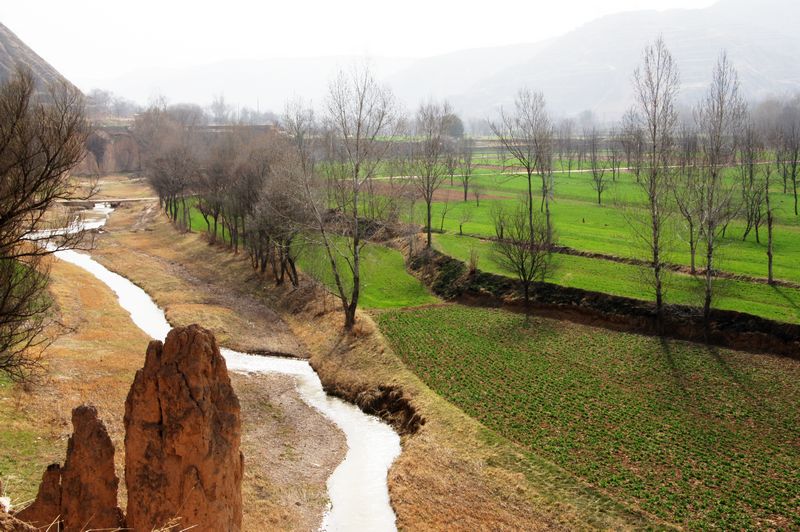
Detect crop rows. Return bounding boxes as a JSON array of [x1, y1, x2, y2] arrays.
[[378, 305, 800, 529]]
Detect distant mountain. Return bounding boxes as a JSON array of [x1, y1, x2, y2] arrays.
[[0, 22, 76, 90], [384, 41, 551, 109], [84, 0, 800, 121], [449, 0, 800, 120]]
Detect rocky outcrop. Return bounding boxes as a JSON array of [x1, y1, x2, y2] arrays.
[[0, 508, 36, 532], [124, 324, 243, 532], [13, 464, 60, 529], [60, 406, 125, 530], [14, 406, 124, 531], [14, 326, 243, 532]]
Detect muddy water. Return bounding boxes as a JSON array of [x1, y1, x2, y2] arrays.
[[53, 207, 401, 532]]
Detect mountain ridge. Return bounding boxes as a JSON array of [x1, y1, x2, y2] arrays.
[[0, 22, 77, 91]]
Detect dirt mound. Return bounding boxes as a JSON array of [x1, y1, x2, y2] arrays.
[[14, 406, 124, 531], [124, 324, 244, 532]]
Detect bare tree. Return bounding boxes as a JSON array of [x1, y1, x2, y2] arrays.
[[739, 123, 766, 242], [445, 146, 458, 186], [621, 109, 645, 182], [777, 103, 800, 215], [473, 183, 484, 207], [695, 52, 747, 323], [294, 68, 399, 330], [672, 123, 702, 273], [413, 100, 454, 248], [438, 197, 450, 232], [492, 198, 552, 306], [630, 36, 680, 314], [489, 88, 554, 241], [459, 137, 475, 201], [0, 68, 91, 381], [458, 203, 473, 235], [586, 126, 609, 204], [210, 93, 230, 125], [764, 161, 776, 284], [557, 118, 575, 175]]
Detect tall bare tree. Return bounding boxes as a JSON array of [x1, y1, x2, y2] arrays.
[[557, 118, 575, 175], [630, 36, 680, 314], [414, 100, 454, 248], [777, 103, 800, 215], [296, 68, 399, 330], [0, 68, 91, 381], [586, 126, 609, 204], [739, 123, 766, 242], [764, 161, 776, 284], [621, 108, 645, 182], [672, 123, 702, 273], [489, 88, 554, 241], [459, 137, 475, 201], [492, 197, 552, 306], [695, 52, 747, 323]]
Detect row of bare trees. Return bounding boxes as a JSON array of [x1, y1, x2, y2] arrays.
[[138, 67, 480, 329], [485, 37, 797, 322], [626, 38, 791, 324]]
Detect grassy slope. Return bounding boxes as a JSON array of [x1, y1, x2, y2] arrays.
[[378, 305, 800, 530], [434, 233, 800, 323], [178, 199, 437, 310], [295, 236, 438, 309]]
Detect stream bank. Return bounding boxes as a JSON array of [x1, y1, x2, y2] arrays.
[[56, 206, 402, 531]]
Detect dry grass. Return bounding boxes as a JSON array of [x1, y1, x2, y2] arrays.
[[93, 198, 658, 530], [75, 174, 156, 200], [0, 258, 149, 505]]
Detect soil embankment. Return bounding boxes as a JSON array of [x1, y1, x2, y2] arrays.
[[402, 241, 800, 359]]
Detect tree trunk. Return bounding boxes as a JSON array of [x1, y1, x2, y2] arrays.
[[426, 201, 433, 248], [704, 240, 714, 324]]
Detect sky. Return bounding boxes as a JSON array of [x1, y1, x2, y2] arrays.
[[3, 0, 716, 90]]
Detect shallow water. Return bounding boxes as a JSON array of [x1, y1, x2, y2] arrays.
[[53, 206, 401, 531]]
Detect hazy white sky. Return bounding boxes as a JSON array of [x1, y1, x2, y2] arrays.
[[3, 0, 716, 87]]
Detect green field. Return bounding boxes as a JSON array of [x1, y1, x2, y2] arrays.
[[377, 305, 800, 529], [295, 235, 437, 309], [416, 168, 800, 283], [434, 233, 800, 323], [402, 164, 800, 323]]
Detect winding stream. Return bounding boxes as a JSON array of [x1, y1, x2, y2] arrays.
[[53, 205, 401, 531]]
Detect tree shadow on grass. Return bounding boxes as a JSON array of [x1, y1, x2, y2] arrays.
[[706, 345, 759, 404], [658, 336, 690, 401], [770, 285, 800, 315]]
